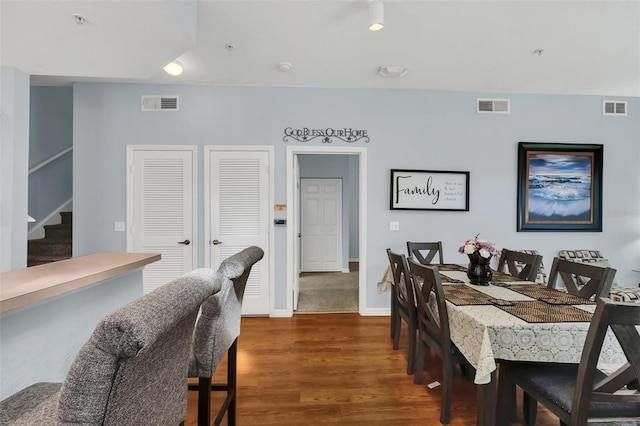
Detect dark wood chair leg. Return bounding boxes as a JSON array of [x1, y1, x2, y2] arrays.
[[226, 339, 237, 426], [407, 326, 416, 375], [198, 377, 212, 426]]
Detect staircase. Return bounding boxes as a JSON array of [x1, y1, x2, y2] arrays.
[[27, 211, 72, 267]]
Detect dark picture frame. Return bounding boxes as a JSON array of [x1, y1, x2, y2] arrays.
[[390, 169, 470, 211], [517, 142, 603, 232]]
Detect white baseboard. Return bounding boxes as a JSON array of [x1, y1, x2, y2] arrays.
[[269, 308, 292, 318], [360, 307, 391, 316]]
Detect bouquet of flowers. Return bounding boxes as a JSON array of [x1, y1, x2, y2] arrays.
[[458, 233, 499, 259]]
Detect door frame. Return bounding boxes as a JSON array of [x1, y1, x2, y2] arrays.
[[125, 145, 198, 271], [286, 146, 367, 316], [204, 145, 275, 314]]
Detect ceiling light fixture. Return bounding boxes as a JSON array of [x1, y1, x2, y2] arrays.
[[163, 61, 183, 76], [378, 65, 408, 78], [368, 1, 384, 31], [278, 62, 293, 72]]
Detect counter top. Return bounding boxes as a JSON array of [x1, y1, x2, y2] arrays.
[[0, 252, 161, 314]]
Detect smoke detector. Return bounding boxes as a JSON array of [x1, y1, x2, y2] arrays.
[[378, 65, 408, 78]]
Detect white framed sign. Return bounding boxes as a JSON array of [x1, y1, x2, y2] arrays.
[[390, 169, 470, 211]]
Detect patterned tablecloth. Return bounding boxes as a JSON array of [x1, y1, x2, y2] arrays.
[[378, 263, 627, 385], [438, 269, 627, 384]]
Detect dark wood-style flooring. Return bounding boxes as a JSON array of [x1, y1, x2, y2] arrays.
[[185, 313, 558, 425]]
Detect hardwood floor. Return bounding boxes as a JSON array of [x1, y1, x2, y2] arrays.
[[185, 313, 558, 425]]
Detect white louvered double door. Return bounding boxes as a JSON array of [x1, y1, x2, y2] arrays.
[[206, 148, 270, 316], [127, 147, 197, 294]]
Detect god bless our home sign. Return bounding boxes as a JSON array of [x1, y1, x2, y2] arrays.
[[390, 169, 470, 211]]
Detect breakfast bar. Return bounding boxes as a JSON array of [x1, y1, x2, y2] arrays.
[[0, 252, 160, 399]]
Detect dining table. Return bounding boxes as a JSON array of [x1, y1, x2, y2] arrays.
[[379, 263, 628, 425]]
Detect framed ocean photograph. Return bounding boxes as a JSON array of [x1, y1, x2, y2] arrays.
[[517, 142, 603, 232]]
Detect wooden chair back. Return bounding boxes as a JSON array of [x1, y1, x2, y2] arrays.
[[386, 248, 418, 375], [406, 241, 444, 265], [407, 258, 463, 424], [407, 258, 451, 358], [547, 257, 616, 300], [497, 249, 543, 282], [387, 248, 416, 313], [570, 297, 640, 424]]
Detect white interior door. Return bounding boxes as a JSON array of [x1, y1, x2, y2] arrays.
[[206, 148, 271, 315], [127, 146, 197, 294], [300, 178, 342, 272]]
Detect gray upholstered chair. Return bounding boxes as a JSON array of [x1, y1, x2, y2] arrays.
[[406, 241, 444, 265], [497, 249, 543, 282], [188, 246, 264, 426], [497, 297, 640, 426], [0, 268, 220, 426]]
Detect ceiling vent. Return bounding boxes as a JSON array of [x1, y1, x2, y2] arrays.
[[603, 100, 627, 116], [141, 96, 179, 112], [477, 98, 510, 114]]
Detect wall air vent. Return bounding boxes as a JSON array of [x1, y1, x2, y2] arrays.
[[603, 100, 627, 116], [141, 96, 179, 112], [477, 98, 510, 114]]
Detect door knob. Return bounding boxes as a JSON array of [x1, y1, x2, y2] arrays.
[[178, 239, 191, 245], [212, 239, 223, 245]]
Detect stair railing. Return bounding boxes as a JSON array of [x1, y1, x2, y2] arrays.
[[28, 146, 73, 238], [29, 146, 73, 175]]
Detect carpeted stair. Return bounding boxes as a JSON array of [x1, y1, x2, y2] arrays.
[[27, 211, 72, 267]]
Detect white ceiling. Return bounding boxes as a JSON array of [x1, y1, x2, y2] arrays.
[[2, 0, 639, 97]]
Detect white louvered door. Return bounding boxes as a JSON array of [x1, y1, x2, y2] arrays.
[[206, 148, 270, 315], [128, 147, 196, 294]]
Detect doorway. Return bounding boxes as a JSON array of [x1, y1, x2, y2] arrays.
[[286, 146, 367, 316]]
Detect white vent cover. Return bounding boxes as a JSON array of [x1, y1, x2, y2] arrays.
[[477, 98, 510, 114], [603, 100, 627, 116], [141, 96, 179, 112]]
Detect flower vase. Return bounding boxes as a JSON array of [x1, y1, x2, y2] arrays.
[[467, 254, 492, 285]]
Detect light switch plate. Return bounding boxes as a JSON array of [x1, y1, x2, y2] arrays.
[[114, 221, 126, 232], [390, 221, 400, 231]]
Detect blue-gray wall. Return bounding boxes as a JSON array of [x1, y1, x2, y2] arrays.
[[28, 86, 73, 231], [71, 82, 640, 312]]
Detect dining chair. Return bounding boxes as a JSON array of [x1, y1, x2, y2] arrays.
[[496, 297, 640, 426], [188, 246, 264, 426], [515, 257, 617, 425], [547, 256, 616, 300], [386, 248, 417, 375], [559, 249, 640, 303], [407, 258, 467, 425], [497, 249, 543, 282], [406, 241, 444, 265], [0, 268, 219, 426]]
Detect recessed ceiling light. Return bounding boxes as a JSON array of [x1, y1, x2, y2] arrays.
[[163, 61, 183, 76]]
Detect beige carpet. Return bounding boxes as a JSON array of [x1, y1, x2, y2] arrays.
[[296, 266, 359, 313]]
